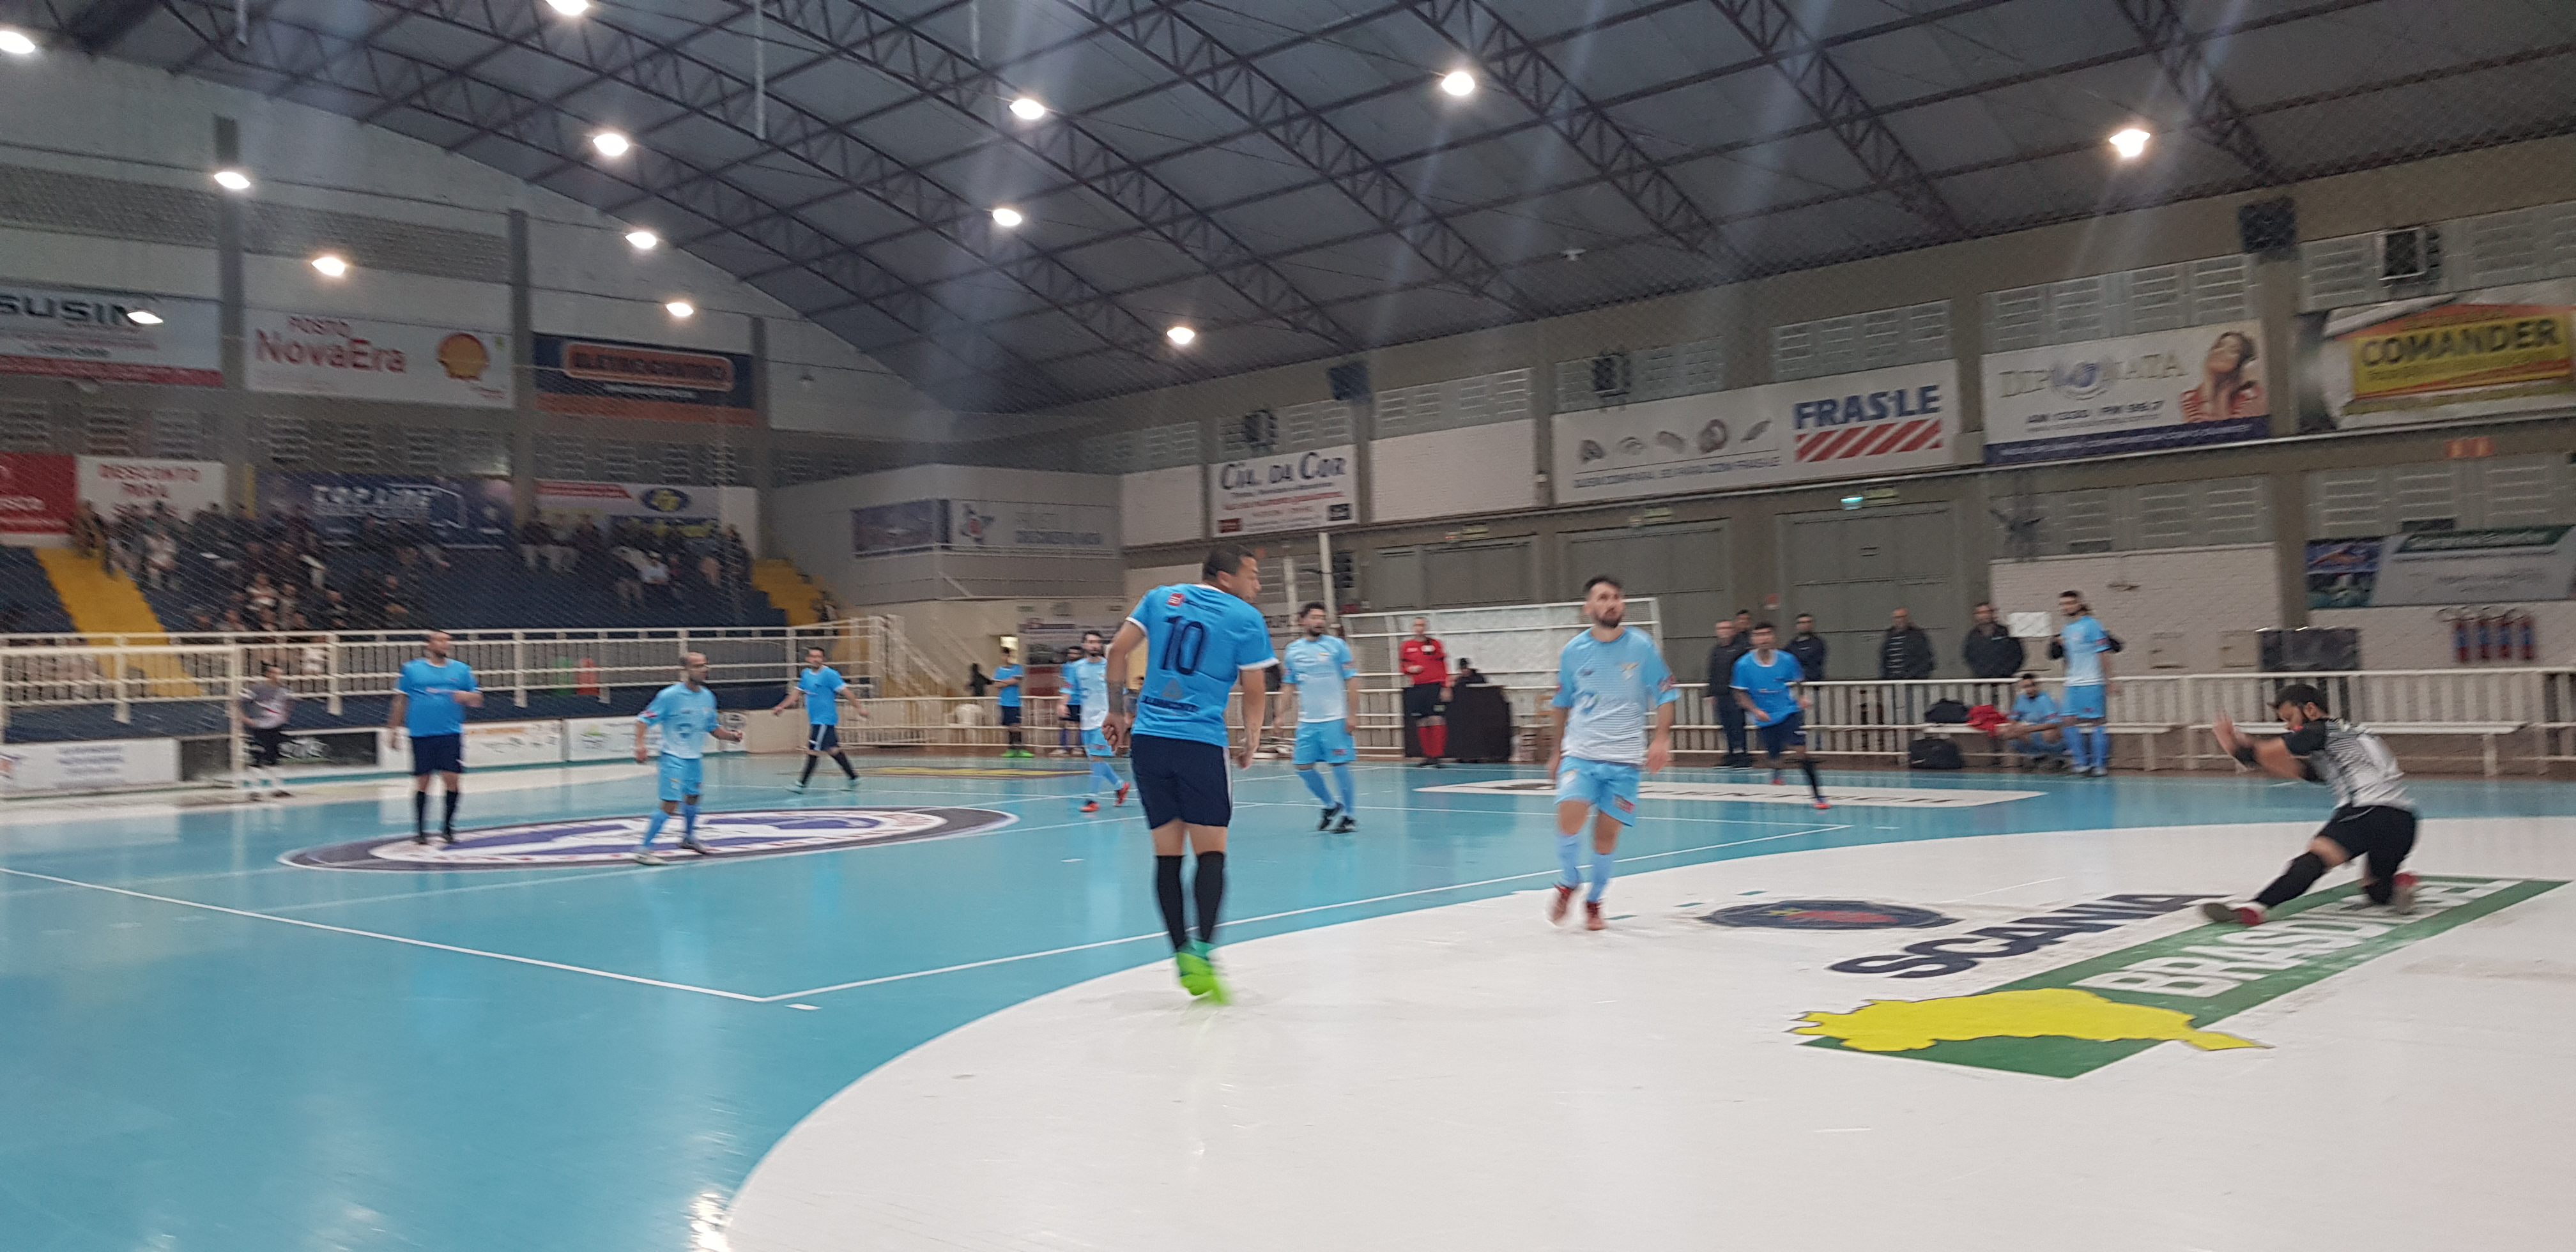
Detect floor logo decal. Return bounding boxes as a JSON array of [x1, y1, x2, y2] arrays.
[[284, 807, 1016, 871], [1826, 893, 2214, 978], [1792, 876, 2562, 1077], [1703, 900, 1954, 930], [1418, 778, 2039, 809]]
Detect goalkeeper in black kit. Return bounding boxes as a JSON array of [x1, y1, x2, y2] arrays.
[[2202, 683, 2418, 926]]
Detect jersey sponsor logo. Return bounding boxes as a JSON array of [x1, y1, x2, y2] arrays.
[[1165, 591, 1186, 606], [1792, 876, 2562, 1077], [283, 807, 1015, 871], [1703, 899, 1954, 931], [1825, 893, 2212, 976]]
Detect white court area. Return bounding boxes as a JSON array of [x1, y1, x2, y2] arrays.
[[731, 820, 2576, 1252]]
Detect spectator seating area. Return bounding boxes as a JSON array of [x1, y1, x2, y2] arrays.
[[0, 548, 79, 635]]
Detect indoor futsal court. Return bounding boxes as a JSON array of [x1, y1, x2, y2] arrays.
[[6, 0, 2576, 1248]]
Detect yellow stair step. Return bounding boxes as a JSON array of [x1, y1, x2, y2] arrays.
[[34, 547, 204, 698]]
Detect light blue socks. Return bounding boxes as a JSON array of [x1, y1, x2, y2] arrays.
[[1555, 833, 1583, 888], [682, 804, 699, 839], [1297, 767, 1337, 807], [1089, 761, 1120, 796], [638, 808, 670, 851], [1588, 849, 1617, 901], [1329, 763, 1356, 812]]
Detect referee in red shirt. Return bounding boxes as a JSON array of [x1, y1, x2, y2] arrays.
[[1400, 616, 1449, 768]]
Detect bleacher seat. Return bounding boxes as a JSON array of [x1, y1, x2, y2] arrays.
[[0, 547, 79, 634], [141, 545, 787, 634]]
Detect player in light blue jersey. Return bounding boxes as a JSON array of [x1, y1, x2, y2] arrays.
[[1063, 630, 1127, 813], [2055, 590, 2117, 776], [632, 652, 743, 865], [1546, 576, 1678, 931], [1105, 544, 1276, 1002], [772, 645, 864, 789], [388, 630, 482, 844], [1731, 622, 1829, 809], [1281, 602, 1361, 832]]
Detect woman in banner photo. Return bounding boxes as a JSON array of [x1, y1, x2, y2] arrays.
[[2178, 330, 2266, 422]]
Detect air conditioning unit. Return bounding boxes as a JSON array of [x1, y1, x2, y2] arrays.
[[2379, 226, 2441, 282], [1238, 408, 1277, 452]]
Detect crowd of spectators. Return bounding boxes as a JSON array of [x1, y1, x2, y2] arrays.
[[519, 514, 756, 612]]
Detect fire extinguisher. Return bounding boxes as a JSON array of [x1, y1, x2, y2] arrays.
[[2475, 608, 2498, 661], [2513, 609, 2538, 662], [2445, 608, 2472, 664]]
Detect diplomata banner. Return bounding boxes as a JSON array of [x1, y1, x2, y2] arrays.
[[1211, 445, 1355, 535], [246, 311, 511, 408], [0, 284, 220, 387], [534, 333, 755, 425], [1982, 321, 2269, 464], [2295, 279, 2576, 432], [1553, 360, 1959, 505]]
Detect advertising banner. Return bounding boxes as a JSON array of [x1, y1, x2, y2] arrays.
[[0, 284, 221, 386], [1553, 360, 1959, 505], [245, 310, 511, 408], [565, 713, 748, 761], [2305, 527, 2576, 608], [948, 500, 1117, 553], [532, 480, 758, 542], [0, 737, 181, 794], [852, 499, 944, 555], [256, 471, 514, 547], [2296, 280, 2576, 432], [461, 720, 565, 769], [1982, 321, 2269, 464], [0, 452, 77, 539], [533, 333, 755, 425], [1210, 444, 1356, 535], [77, 456, 227, 517]]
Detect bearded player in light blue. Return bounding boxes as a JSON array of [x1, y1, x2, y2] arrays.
[[2057, 590, 2117, 776], [1546, 575, 1678, 931], [1063, 630, 1128, 813], [1280, 601, 1361, 832], [632, 652, 744, 866]]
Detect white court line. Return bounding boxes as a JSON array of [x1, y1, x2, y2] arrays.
[[757, 823, 1847, 1002], [0, 866, 764, 1003]]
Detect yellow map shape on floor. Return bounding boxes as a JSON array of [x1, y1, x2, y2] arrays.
[[1793, 988, 2265, 1053]]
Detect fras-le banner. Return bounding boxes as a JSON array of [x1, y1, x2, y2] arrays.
[[1553, 360, 1959, 505]]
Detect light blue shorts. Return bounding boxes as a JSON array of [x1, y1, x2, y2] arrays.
[[1082, 726, 1114, 758], [1294, 720, 1356, 765], [2062, 684, 2107, 721], [657, 753, 705, 802], [1555, 756, 1640, 822]]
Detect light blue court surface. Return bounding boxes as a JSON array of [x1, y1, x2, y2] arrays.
[[4, 759, 2574, 1251]]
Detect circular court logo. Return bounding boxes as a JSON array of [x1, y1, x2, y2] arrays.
[[284, 807, 1015, 871], [1701, 899, 1954, 930]]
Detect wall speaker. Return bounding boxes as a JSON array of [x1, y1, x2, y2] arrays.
[[2237, 197, 2297, 256]]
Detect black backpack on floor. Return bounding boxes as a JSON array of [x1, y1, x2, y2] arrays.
[[1908, 737, 1965, 770]]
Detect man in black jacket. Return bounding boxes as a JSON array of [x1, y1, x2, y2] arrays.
[[1706, 618, 1753, 766], [1880, 607, 1935, 726], [1787, 613, 1827, 682], [1962, 601, 2025, 680]]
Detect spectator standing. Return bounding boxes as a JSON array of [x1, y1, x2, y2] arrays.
[[966, 663, 990, 698], [238, 660, 298, 799], [993, 648, 1027, 757], [1878, 606, 1935, 726], [1706, 618, 1752, 767], [640, 553, 673, 606], [1963, 601, 2026, 680], [519, 516, 552, 572], [1787, 613, 1828, 682], [1399, 616, 1449, 767]]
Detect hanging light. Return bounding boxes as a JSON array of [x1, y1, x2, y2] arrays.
[[625, 229, 661, 250], [0, 29, 39, 56], [544, 0, 589, 16], [592, 130, 631, 157], [2108, 127, 2151, 160], [990, 206, 1023, 229], [1439, 70, 1476, 98], [1008, 96, 1047, 121], [310, 254, 349, 278], [212, 169, 252, 192], [666, 300, 696, 318], [1165, 325, 1196, 347], [126, 310, 164, 326]]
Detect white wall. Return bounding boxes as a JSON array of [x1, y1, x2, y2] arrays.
[[1370, 420, 1537, 523], [1125, 563, 1198, 602], [2310, 602, 2576, 669], [769, 465, 1125, 611], [1989, 546, 2281, 675], [1121, 466, 1202, 547]]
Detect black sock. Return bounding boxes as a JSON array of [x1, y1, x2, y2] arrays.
[[1800, 758, 1823, 799], [834, 751, 855, 778], [2255, 851, 2328, 908], [413, 789, 428, 834], [2364, 875, 2396, 905], [442, 789, 461, 834], [1154, 855, 1189, 951], [1193, 850, 1227, 946], [799, 756, 818, 784]]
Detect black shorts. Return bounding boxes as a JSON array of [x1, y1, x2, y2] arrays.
[[409, 733, 464, 777], [999, 705, 1023, 726], [1402, 683, 1446, 720], [804, 723, 840, 752], [1062, 703, 1082, 725], [2319, 805, 2416, 880], [249, 725, 288, 768], [1130, 733, 1232, 829]]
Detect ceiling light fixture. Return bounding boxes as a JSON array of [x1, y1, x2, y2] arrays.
[[990, 206, 1023, 229], [1165, 325, 1196, 347], [212, 169, 252, 192], [0, 28, 38, 56], [2108, 126, 2151, 160], [310, 254, 349, 278], [666, 300, 695, 318], [592, 130, 631, 157], [544, 0, 589, 16], [1439, 70, 1476, 98], [625, 229, 660, 250], [1008, 96, 1046, 121], [126, 310, 164, 326]]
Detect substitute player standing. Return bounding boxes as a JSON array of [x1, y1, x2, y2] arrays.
[[2056, 591, 2115, 776], [1546, 576, 1677, 931], [993, 648, 1028, 758], [1732, 622, 1830, 809], [1105, 544, 1275, 1002], [634, 652, 744, 866], [1062, 631, 1127, 813], [388, 630, 482, 844], [1281, 602, 1360, 832], [773, 645, 862, 789], [2201, 683, 2418, 924]]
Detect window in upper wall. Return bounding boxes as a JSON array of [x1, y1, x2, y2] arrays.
[[2306, 455, 2575, 536], [1991, 476, 2274, 557], [1773, 301, 1950, 381], [1984, 257, 2257, 352], [1374, 367, 1533, 438], [1080, 420, 1202, 474], [2301, 199, 2576, 311]]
